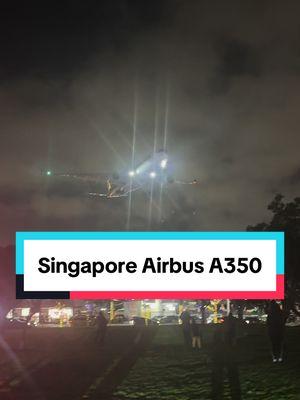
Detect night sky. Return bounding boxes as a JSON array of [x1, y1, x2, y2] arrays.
[[1, 1, 300, 244]]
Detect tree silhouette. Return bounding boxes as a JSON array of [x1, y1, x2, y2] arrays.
[[0, 245, 18, 326], [247, 194, 300, 312]]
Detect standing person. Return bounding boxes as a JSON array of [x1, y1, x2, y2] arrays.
[[211, 325, 241, 400], [180, 308, 191, 347], [95, 311, 108, 345], [223, 313, 237, 347], [191, 317, 201, 349], [267, 301, 285, 362]]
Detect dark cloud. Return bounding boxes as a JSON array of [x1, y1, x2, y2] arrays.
[[280, 166, 300, 187], [217, 39, 261, 78], [211, 38, 261, 94], [0, 185, 37, 207], [1, 1, 300, 244]]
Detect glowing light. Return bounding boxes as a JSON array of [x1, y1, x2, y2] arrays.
[[160, 159, 168, 169], [149, 171, 156, 178], [21, 308, 30, 317], [46, 170, 52, 176], [165, 303, 176, 312], [128, 170, 135, 177]]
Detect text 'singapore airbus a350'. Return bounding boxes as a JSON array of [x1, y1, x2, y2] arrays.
[[44, 150, 198, 199]]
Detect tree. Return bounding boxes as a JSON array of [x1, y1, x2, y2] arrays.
[[0, 245, 18, 326], [247, 194, 300, 312]]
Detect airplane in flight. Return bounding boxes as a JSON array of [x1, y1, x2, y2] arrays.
[[44, 150, 198, 199]]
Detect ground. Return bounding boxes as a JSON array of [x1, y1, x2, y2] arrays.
[[0, 324, 299, 399], [114, 325, 300, 400], [0, 325, 155, 400]]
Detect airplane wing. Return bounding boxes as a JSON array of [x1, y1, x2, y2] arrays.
[[166, 176, 199, 185], [87, 182, 143, 199], [43, 171, 110, 183], [88, 192, 128, 198], [174, 179, 199, 185]]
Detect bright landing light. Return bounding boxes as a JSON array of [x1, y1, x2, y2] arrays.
[[46, 170, 52, 176], [150, 171, 156, 178], [128, 170, 135, 177], [160, 159, 168, 169]]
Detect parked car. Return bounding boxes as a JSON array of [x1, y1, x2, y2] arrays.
[[286, 313, 300, 327], [158, 315, 180, 325], [110, 314, 131, 324], [190, 314, 202, 323], [3, 317, 32, 329], [151, 315, 164, 324], [207, 314, 225, 324], [243, 315, 262, 324], [69, 314, 95, 327]]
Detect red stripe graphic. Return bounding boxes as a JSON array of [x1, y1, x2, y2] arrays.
[[70, 274, 284, 300]]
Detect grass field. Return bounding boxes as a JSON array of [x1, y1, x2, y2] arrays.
[[114, 324, 300, 400], [0, 325, 151, 400]]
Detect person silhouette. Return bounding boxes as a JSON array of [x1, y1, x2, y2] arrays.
[[180, 309, 191, 347], [95, 311, 108, 345], [211, 319, 241, 400], [267, 301, 285, 362]]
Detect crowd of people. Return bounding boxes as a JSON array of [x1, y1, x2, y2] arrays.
[[180, 301, 286, 399], [93, 302, 286, 399], [95, 301, 286, 363], [180, 300, 286, 362]]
